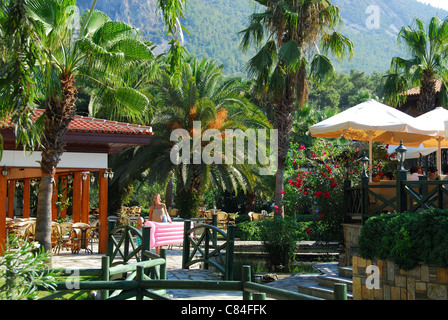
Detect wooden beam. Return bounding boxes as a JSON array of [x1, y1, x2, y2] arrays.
[[7, 180, 14, 218], [60, 177, 67, 219], [98, 169, 108, 254], [23, 179, 30, 219], [0, 174, 7, 255], [81, 172, 90, 223], [5, 167, 105, 180], [72, 172, 82, 223]]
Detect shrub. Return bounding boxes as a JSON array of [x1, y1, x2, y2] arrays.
[[358, 209, 448, 270], [235, 221, 263, 240], [259, 217, 307, 270], [0, 235, 57, 300]]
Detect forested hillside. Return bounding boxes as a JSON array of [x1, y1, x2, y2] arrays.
[[76, 0, 448, 76]]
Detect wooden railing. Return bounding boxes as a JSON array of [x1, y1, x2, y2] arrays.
[[182, 220, 235, 280], [41, 258, 340, 300], [344, 172, 448, 223]]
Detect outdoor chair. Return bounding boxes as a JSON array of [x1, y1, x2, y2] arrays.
[[169, 208, 178, 218], [216, 212, 229, 230], [51, 222, 64, 255], [58, 222, 74, 252]]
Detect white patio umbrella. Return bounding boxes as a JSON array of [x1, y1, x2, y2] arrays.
[[387, 143, 438, 159], [308, 99, 437, 178], [414, 107, 448, 173]]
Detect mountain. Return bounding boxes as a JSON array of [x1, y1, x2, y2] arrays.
[[76, 0, 448, 76]]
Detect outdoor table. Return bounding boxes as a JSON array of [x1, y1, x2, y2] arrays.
[[69, 225, 97, 254]]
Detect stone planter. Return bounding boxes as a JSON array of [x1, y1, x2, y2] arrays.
[[341, 223, 362, 266], [352, 255, 448, 300]]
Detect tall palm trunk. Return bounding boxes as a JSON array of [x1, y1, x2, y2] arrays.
[[417, 70, 437, 115], [273, 70, 298, 218], [35, 72, 77, 252], [165, 175, 174, 209], [273, 101, 294, 218]]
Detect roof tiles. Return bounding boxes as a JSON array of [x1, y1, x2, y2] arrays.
[[2, 109, 153, 136]]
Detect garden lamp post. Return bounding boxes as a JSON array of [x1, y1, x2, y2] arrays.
[[360, 152, 370, 220], [360, 152, 369, 178], [395, 140, 408, 212], [395, 140, 407, 172]]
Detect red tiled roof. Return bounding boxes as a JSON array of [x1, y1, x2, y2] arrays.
[[2, 109, 153, 136], [70, 115, 153, 135]]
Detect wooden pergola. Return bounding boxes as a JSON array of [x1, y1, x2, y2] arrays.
[[0, 111, 153, 254]]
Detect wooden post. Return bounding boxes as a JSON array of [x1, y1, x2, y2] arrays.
[[0, 174, 7, 255], [204, 225, 210, 270], [182, 220, 190, 269], [22, 178, 31, 219], [72, 172, 82, 223], [60, 176, 68, 219], [226, 224, 235, 281], [7, 180, 14, 218], [397, 170, 407, 213], [361, 175, 369, 222], [142, 226, 150, 262], [101, 256, 110, 300], [343, 179, 351, 222], [160, 248, 167, 280], [334, 283, 348, 300], [106, 220, 116, 259], [253, 293, 266, 300], [136, 265, 144, 300], [98, 169, 108, 254], [81, 172, 90, 223], [242, 265, 252, 300]]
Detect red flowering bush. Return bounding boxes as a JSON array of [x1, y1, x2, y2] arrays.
[[283, 138, 400, 242], [283, 139, 364, 242]]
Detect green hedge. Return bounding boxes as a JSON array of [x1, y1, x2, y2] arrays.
[[358, 209, 448, 271], [235, 214, 328, 241]]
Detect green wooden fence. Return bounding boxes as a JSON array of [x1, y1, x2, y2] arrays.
[[345, 172, 448, 223], [182, 219, 235, 280], [40, 219, 349, 300], [43, 255, 343, 300], [106, 218, 235, 280]]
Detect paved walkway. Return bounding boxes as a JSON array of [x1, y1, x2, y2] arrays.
[[51, 243, 338, 300]]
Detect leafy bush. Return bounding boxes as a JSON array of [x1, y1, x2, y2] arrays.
[[235, 221, 263, 240], [0, 235, 57, 300], [259, 217, 308, 270], [358, 209, 448, 270], [235, 214, 323, 241]]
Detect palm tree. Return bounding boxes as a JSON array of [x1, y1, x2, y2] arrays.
[[31, 0, 157, 252], [239, 0, 353, 217], [384, 17, 448, 115], [0, 0, 184, 252], [109, 56, 272, 218]]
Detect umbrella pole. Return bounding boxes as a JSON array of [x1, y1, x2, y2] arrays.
[[369, 133, 373, 182], [438, 137, 442, 174]]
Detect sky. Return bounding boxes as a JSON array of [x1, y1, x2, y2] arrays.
[[416, 0, 448, 11]]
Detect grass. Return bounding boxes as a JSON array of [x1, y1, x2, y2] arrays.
[[36, 274, 99, 300]]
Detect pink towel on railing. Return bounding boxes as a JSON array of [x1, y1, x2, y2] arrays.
[[143, 221, 191, 249]]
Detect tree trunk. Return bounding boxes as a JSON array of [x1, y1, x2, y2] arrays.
[[165, 175, 174, 209], [245, 191, 256, 213], [35, 72, 77, 252], [417, 70, 437, 115], [273, 101, 294, 218], [34, 175, 53, 253]]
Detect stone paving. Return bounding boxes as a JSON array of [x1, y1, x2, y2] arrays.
[[51, 243, 337, 300]]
